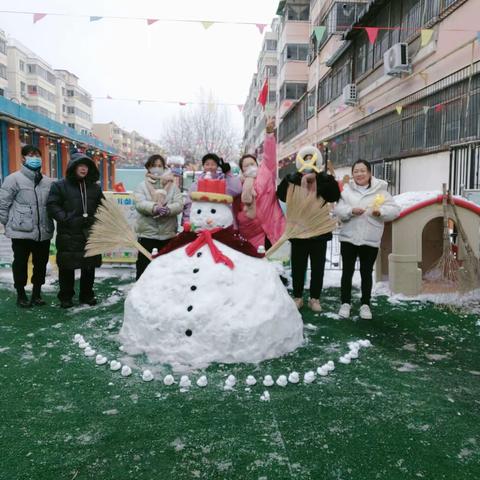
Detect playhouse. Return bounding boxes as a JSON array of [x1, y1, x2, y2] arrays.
[[376, 192, 480, 296]]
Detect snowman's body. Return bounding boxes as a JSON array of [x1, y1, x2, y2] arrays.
[[120, 199, 303, 368]]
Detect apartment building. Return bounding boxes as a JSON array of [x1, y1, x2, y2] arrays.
[[245, 0, 480, 196], [243, 19, 280, 157], [55, 69, 93, 135], [0, 30, 7, 96], [93, 122, 161, 166]]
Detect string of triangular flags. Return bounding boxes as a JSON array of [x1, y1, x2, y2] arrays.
[[98, 96, 245, 112], [0, 10, 267, 33], [312, 25, 480, 48]]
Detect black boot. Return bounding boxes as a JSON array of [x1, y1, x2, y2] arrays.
[[16, 288, 30, 308], [30, 284, 46, 307], [60, 299, 74, 309], [79, 295, 97, 306]]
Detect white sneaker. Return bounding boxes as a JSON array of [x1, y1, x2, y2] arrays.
[[359, 304, 372, 320], [338, 303, 351, 318], [308, 298, 322, 312]]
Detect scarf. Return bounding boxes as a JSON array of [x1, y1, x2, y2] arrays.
[[300, 172, 317, 194], [185, 227, 234, 269]]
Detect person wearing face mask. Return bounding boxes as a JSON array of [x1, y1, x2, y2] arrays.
[[237, 118, 285, 250], [334, 159, 400, 320], [182, 153, 242, 225], [47, 153, 104, 308], [276, 146, 341, 312], [133, 154, 183, 280], [0, 145, 54, 307]]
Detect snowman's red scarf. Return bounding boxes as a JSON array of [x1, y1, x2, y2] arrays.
[[155, 226, 263, 268]]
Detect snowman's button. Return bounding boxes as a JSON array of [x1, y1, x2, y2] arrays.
[[185, 329, 192, 337], [197, 252, 202, 257], [187, 305, 193, 312], [191, 286, 197, 291], [193, 268, 199, 273]]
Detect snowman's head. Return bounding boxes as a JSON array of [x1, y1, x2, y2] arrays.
[[190, 201, 233, 231]]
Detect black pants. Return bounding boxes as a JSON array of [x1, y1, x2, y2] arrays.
[[58, 268, 96, 301], [340, 241, 379, 306], [11, 239, 50, 290], [136, 237, 171, 280], [291, 238, 328, 300]]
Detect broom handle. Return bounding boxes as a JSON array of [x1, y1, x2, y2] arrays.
[[441, 184, 449, 252], [135, 242, 153, 261], [447, 192, 478, 259], [265, 234, 288, 258]]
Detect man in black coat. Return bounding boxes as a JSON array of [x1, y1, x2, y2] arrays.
[[47, 153, 103, 308]]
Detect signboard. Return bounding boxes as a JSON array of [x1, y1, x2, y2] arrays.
[[463, 189, 480, 206], [102, 191, 138, 263]]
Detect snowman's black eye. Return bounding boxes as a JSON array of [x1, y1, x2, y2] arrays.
[[210, 209, 216, 214], [196, 209, 202, 214]]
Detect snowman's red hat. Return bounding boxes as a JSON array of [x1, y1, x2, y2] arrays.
[[191, 178, 233, 204]]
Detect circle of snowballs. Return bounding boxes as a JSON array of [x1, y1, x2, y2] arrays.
[[73, 334, 372, 401]]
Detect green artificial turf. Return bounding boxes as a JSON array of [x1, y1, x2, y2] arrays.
[[1, 273, 479, 479]]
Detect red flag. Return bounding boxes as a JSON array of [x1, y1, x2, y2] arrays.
[[365, 27, 379, 45], [147, 19, 159, 26], [256, 24, 267, 34], [435, 103, 444, 112], [257, 77, 269, 109]]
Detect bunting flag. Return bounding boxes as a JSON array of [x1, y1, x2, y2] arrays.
[[396, 105, 403, 115], [365, 27, 379, 45], [179, 102, 187, 106], [90, 16, 103, 22], [237, 104, 244, 112], [106, 95, 112, 100], [423, 106, 430, 114], [257, 77, 269, 110], [201, 21, 214, 30], [33, 13, 47, 23], [137, 100, 142, 105], [256, 24, 267, 34], [421, 29, 434, 47], [313, 26, 327, 43], [435, 103, 444, 112], [147, 19, 159, 26]]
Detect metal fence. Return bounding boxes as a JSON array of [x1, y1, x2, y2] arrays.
[[449, 141, 480, 195]]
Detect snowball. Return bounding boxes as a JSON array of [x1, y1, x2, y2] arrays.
[[246, 375, 257, 386], [163, 374, 175, 386], [288, 372, 300, 384], [339, 356, 351, 364], [179, 375, 191, 388], [260, 391, 270, 402], [304, 371, 315, 383], [78, 341, 89, 349], [263, 375, 274, 387], [95, 354, 107, 365], [196, 375, 208, 387], [276, 375, 288, 387], [317, 366, 329, 376], [110, 360, 122, 371], [84, 347, 95, 357], [73, 334, 83, 343], [142, 370, 154, 382], [326, 361, 335, 371], [121, 366, 132, 377], [359, 339, 372, 348]]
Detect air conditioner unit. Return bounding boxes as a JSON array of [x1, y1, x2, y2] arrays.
[[343, 83, 357, 106], [384, 43, 410, 76]]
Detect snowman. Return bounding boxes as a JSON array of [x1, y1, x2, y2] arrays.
[[119, 177, 303, 368]]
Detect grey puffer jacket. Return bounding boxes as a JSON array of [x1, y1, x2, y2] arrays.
[[0, 166, 54, 241], [134, 179, 183, 240]]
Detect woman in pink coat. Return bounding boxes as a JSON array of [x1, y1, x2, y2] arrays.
[[237, 119, 285, 250]]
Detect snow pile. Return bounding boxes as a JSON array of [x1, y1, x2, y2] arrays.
[[120, 241, 304, 368]]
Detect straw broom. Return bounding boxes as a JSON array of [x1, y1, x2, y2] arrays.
[[84, 197, 152, 261], [266, 185, 337, 258], [424, 184, 459, 286], [447, 191, 480, 292]]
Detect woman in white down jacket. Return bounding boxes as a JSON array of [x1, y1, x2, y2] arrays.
[[334, 160, 400, 320]]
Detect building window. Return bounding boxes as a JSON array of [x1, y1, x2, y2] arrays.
[[0, 39, 6, 55], [27, 85, 38, 95], [307, 89, 316, 119], [0, 64, 6, 80], [19, 60, 25, 71], [285, 4, 309, 21], [68, 123, 75, 129], [20, 82, 26, 96], [283, 44, 309, 62], [67, 89, 74, 97], [265, 39, 277, 51], [67, 106, 75, 114], [268, 91, 277, 103], [279, 82, 307, 101]]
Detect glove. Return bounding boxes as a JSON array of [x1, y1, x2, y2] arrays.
[[154, 205, 170, 217]]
